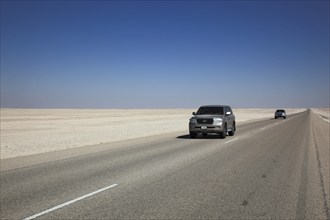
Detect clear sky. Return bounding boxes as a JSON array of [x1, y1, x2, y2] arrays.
[[1, 0, 329, 108]]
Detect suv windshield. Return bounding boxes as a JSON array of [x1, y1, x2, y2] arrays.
[[196, 107, 224, 115], [276, 110, 285, 113]]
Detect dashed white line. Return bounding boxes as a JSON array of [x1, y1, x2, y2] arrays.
[[23, 183, 118, 220], [260, 127, 267, 131], [225, 138, 239, 144]]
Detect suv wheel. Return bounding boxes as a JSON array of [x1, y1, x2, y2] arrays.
[[190, 132, 197, 138], [220, 124, 227, 139], [228, 123, 235, 136]]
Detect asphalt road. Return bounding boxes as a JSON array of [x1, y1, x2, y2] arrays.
[[1, 109, 329, 219]]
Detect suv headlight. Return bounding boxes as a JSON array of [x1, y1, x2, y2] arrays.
[[213, 117, 223, 125], [190, 117, 197, 124]]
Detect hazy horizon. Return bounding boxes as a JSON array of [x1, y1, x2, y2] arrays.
[[1, 1, 329, 109], [0, 107, 323, 110]]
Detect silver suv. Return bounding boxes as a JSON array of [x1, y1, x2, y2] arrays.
[[189, 105, 236, 139]]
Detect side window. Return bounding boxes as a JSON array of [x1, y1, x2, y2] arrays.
[[224, 106, 229, 115], [228, 106, 232, 114], [225, 106, 232, 115]]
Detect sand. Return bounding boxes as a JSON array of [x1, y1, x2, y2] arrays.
[[311, 108, 330, 123], [1, 108, 306, 159]]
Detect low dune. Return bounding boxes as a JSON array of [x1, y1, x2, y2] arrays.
[[1, 108, 305, 159]]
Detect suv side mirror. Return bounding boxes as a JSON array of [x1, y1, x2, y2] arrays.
[[192, 112, 196, 115], [225, 111, 231, 116]]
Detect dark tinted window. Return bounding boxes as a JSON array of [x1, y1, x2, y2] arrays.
[[276, 109, 285, 113], [197, 107, 224, 115], [225, 106, 232, 114]]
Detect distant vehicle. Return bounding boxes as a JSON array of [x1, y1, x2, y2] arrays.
[[274, 109, 286, 119], [189, 105, 236, 139]]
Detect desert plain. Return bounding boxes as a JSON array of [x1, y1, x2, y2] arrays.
[[0, 108, 327, 159]]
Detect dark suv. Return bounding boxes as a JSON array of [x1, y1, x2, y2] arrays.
[[189, 105, 236, 139], [274, 109, 286, 119]]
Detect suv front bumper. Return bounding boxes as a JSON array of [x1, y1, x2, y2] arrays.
[[189, 124, 224, 133]]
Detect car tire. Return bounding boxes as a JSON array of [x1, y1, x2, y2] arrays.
[[275, 116, 277, 119], [284, 117, 286, 119], [190, 132, 197, 138], [228, 123, 235, 136], [202, 133, 208, 137], [220, 124, 227, 139]]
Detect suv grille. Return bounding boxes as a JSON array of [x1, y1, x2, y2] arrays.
[[197, 118, 213, 124]]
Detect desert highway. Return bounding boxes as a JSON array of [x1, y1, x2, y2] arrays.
[[1, 110, 329, 219]]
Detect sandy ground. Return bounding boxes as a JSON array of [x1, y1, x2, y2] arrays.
[[1, 108, 305, 159], [311, 108, 330, 123]]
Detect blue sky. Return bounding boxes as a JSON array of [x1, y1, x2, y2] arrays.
[[1, 0, 329, 108]]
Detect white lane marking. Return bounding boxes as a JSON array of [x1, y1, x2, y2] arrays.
[[23, 183, 118, 220], [225, 138, 239, 144], [260, 127, 267, 131]]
